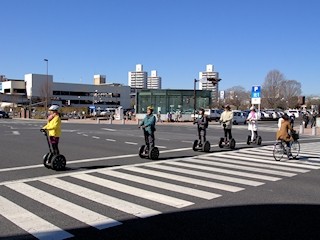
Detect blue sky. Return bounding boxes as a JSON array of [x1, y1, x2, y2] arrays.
[[1, 0, 319, 95]]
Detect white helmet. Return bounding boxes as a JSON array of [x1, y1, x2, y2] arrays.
[[49, 105, 59, 111]]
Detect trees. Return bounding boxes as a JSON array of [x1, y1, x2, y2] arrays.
[[224, 86, 250, 110], [261, 70, 302, 109]]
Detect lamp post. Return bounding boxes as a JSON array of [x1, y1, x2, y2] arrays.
[[92, 90, 98, 115], [44, 59, 49, 116], [193, 78, 200, 117]]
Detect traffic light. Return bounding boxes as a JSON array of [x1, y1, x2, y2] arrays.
[[207, 78, 221, 85]]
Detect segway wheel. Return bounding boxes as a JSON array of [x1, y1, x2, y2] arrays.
[[149, 147, 159, 160], [51, 154, 66, 171], [257, 136, 262, 145], [192, 140, 199, 151], [203, 141, 211, 152], [230, 138, 236, 149], [139, 145, 146, 158], [43, 153, 52, 169], [218, 138, 224, 148], [247, 135, 251, 145]]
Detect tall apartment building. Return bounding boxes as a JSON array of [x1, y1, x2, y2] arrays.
[[128, 64, 148, 89], [147, 70, 162, 89], [199, 64, 220, 101]]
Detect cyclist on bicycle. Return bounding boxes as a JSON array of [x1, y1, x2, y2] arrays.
[[276, 114, 295, 159]]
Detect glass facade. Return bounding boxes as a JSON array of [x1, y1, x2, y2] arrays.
[[136, 89, 212, 114]]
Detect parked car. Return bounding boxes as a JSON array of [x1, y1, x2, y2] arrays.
[[0, 110, 9, 118], [204, 108, 222, 121], [232, 110, 247, 125], [285, 109, 300, 118]]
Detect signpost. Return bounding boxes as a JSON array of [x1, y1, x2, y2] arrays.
[[251, 85, 261, 113]]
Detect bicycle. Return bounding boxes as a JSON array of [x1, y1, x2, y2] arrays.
[[273, 131, 300, 161]]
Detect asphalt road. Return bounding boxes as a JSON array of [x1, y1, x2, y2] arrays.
[[1, 119, 320, 240]]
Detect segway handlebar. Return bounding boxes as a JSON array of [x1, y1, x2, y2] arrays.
[[40, 128, 48, 136]]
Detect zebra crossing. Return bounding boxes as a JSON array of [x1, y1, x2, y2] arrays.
[[1, 142, 319, 239]]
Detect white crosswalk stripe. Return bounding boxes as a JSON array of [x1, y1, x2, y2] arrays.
[[1, 142, 319, 239]]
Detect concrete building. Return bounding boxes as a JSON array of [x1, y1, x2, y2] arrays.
[[199, 64, 220, 101], [147, 70, 162, 89], [1, 74, 131, 111], [128, 64, 148, 89]]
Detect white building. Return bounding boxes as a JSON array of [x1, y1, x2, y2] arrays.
[[128, 64, 148, 89], [147, 70, 162, 89], [199, 64, 220, 101], [1, 74, 131, 110]]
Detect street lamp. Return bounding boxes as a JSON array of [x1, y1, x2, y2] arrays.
[[93, 90, 98, 115], [44, 59, 49, 116]]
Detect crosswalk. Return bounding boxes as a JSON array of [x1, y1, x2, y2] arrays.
[[1, 142, 320, 239]]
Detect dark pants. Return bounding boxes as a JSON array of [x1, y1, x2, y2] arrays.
[[144, 130, 155, 149], [49, 136, 60, 155], [224, 128, 232, 140], [197, 127, 206, 144]]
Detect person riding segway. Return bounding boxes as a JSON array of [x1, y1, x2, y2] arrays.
[[193, 108, 210, 152], [246, 106, 262, 145], [139, 106, 159, 160], [219, 104, 236, 149], [41, 105, 66, 171]]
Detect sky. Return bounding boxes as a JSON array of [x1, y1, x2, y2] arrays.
[[1, 0, 319, 96]]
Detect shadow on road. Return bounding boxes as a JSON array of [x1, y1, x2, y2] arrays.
[[3, 204, 320, 240]]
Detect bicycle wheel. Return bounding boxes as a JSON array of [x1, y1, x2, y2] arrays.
[[291, 140, 300, 159], [273, 142, 285, 161]]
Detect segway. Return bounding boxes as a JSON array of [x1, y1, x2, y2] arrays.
[[192, 140, 210, 152], [41, 129, 66, 171], [218, 124, 236, 149], [246, 134, 262, 145], [139, 129, 159, 160]]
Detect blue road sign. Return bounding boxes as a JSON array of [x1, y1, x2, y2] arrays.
[[251, 86, 261, 98]]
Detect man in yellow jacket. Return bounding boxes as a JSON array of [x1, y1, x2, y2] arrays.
[[42, 105, 61, 155]]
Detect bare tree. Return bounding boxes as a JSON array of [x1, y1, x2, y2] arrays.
[[261, 70, 285, 109], [281, 80, 302, 108], [224, 86, 250, 110]]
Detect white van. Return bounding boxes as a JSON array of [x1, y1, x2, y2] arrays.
[[205, 109, 222, 121], [232, 110, 247, 125]]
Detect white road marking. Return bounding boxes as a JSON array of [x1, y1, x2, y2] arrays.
[[82, 134, 88, 136], [125, 166, 244, 192], [182, 158, 281, 181], [125, 142, 138, 145], [101, 128, 116, 131], [92, 136, 100, 139], [198, 155, 309, 173], [71, 174, 193, 208], [5, 182, 121, 230], [190, 157, 296, 177], [0, 195, 74, 240], [106, 139, 116, 142], [12, 131, 20, 135], [161, 162, 264, 186], [98, 170, 220, 200], [41, 178, 161, 218]]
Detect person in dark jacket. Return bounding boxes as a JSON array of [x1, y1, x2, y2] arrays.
[[139, 106, 156, 151], [194, 108, 208, 146]]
